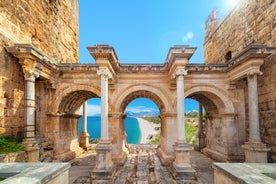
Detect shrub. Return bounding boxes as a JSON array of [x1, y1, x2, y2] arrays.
[[0, 134, 24, 154]]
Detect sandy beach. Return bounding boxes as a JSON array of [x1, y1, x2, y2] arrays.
[[136, 117, 158, 144]]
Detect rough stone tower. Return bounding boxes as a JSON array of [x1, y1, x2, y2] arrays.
[[0, 0, 79, 136], [204, 0, 276, 162]]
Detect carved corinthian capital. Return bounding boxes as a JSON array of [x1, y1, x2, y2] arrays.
[[173, 68, 188, 78], [97, 69, 112, 79], [19, 58, 39, 81]]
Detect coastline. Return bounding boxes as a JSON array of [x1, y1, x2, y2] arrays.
[[136, 117, 158, 144]]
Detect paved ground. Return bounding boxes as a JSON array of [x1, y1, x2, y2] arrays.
[[69, 145, 214, 184]]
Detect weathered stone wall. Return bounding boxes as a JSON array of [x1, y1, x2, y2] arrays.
[[205, 0, 276, 162], [0, 0, 79, 136], [0, 0, 79, 63], [259, 56, 276, 162], [204, 0, 275, 63]]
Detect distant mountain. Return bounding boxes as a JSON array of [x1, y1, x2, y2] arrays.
[[125, 110, 160, 117]]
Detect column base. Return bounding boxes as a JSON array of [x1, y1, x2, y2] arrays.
[[79, 132, 90, 150], [172, 141, 196, 181], [242, 141, 270, 163], [112, 151, 127, 166], [156, 147, 174, 166], [22, 138, 40, 162], [90, 139, 115, 183]]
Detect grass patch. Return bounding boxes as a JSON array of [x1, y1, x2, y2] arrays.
[[0, 133, 24, 154], [148, 135, 160, 145], [185, 124, 197, 145]]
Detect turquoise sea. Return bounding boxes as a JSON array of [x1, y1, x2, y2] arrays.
[[78, 116, 141, 144]]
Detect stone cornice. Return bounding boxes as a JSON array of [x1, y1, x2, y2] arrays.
[[87, 45, 120, 77], [227, 45, 276, 81], [226, 44, 276, 69], [5, 44, 58, 83], [165, 45, 197, 79], [57, 63, 99, 71]]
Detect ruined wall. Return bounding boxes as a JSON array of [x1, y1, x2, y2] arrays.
[[0, 0, 79, 136], [204, 0, 275, 63]]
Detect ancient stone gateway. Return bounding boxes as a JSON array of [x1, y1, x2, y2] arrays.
[[6, 43, 275, 180]]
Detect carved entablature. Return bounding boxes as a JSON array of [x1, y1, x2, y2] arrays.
[[165, 45, 196, 79], [87, 45, 120, 75], [6, 44, 58, 84], [227, 45, 276, 82]]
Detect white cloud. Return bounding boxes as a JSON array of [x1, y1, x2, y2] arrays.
[[182, 31, 194, 42], [79, 104, 101, 116]]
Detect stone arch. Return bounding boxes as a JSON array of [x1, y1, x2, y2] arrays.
[[185, 85, 234, 115], [51, 85, 101, 114], [47, 85, 101, 161], [185, 85, 240, 162], [110, 85, 176, 166], [114, 85, 171, 114]]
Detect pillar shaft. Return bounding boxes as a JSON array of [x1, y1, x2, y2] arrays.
[[101, 74, 108, 139], [198, 104, 203, 134], [25, 75, 36, 139], [247, 74, 261, 142], [175, 69, 187, 141], [197, 103, 205, 150], [97, 69, 112, 140], [22, 69, 40, 162], [177, 75, 185, 141], [82, 101, 87, 133], [80, 101, 89, 150]]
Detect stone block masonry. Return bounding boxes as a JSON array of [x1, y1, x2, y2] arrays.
[[0, 0, 79, 136], [204, 0, 275, 64], [0, 0, 79, 63], [204, 0, 276, 162]]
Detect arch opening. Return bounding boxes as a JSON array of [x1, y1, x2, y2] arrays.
[[58, 90, 99, 114], [124, 98, 160, 145], [119, 90, 166, 114], [50, 89, 100, 160], [185, 87, 238, 162], [78, 98, 101, 144]]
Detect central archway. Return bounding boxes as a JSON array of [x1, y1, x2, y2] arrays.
[[110, 85, 175, 165]]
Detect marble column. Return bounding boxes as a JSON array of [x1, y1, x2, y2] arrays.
[[91, 69, 114, 182], [197, 103, 205, 150], [176, 70, 186, 141], [22, 69, 40, 162], [173, 69, 195, 181], [242, 71, 270, 162], [99, 69, 110, 140], [80, 101, 90, 150]]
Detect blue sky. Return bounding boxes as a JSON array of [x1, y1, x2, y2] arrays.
[[78, 0, 239, 115], [79, 0, 239, 63], [80, 98, 199, 116]]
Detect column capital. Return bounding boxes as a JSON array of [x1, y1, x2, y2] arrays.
[[97, 69, 112, 79], [19, 58, 39, 81], [247, 69, 263, 77], [173, 68, 188, 78], [23, 69, 39, 81]]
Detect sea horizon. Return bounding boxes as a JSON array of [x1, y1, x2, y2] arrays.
[[78, 116, 141, 144]]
